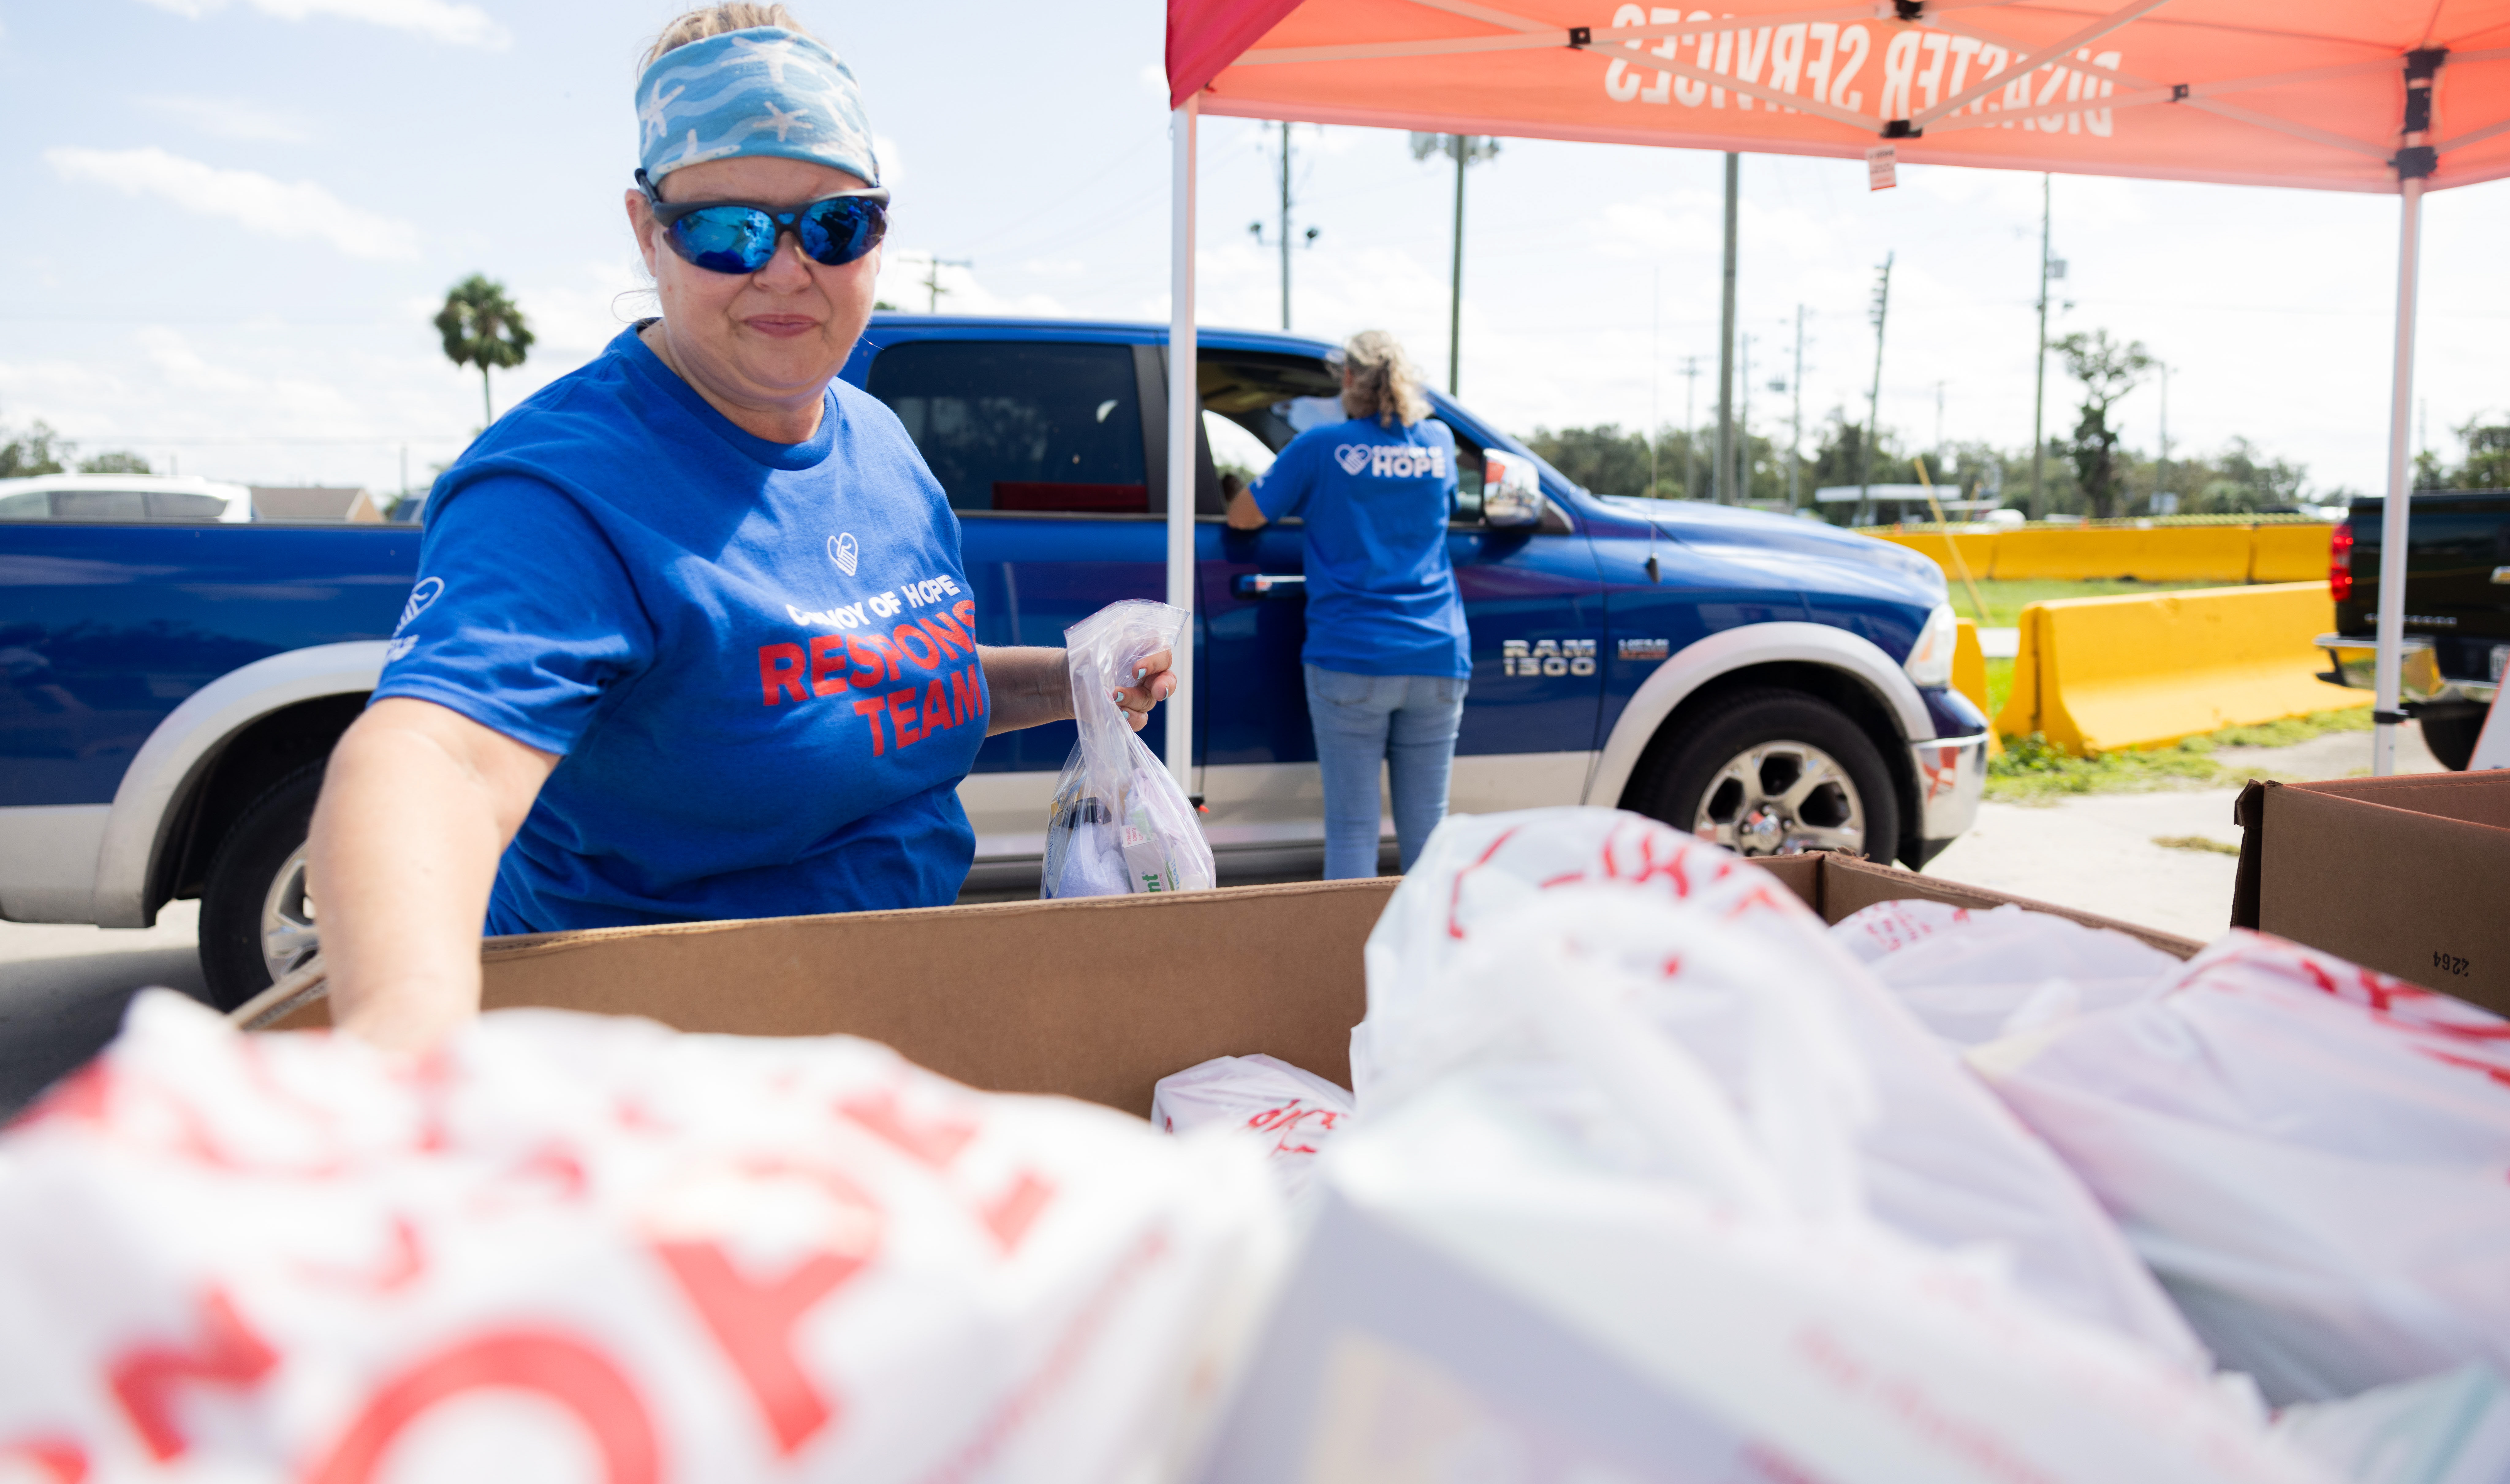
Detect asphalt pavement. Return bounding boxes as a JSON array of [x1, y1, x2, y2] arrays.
[[0, 720, 2452, 1116]]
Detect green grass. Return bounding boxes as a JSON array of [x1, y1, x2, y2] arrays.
[[1985, 707, 2375, 803], [1952, 577, 2234, 629]]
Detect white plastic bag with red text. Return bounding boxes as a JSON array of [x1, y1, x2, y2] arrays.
[[1042, 600, 1213, 899], [1204, 881, 2327, 1484], [1152, 1055, 1354, 1202], [0, 993, 1282, 1482], [1352, 806, 2206, 1365], [1829, 899, 2181, 1046], [1970, 930, 2510, 1406]]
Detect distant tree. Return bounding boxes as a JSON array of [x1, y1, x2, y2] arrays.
[[2426, 414, 2510, 490], [77, 450, 152, 475], [1522, 424, 1651, 499], [2053, 330, 2154, 519], [434, 274, 535, 426], [0, 418, 72, 479]]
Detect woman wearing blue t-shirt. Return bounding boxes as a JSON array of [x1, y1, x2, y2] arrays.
[[1226, 332, 1469, 880], [305, 8, 1172, 1049]]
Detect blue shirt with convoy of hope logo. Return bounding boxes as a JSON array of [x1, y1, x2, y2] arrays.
[[372, 325, 988, 935], [1250, 414, 1470, 680]]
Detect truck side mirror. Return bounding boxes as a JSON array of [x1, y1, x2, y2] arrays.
[[1482, 452, 1543, 529]]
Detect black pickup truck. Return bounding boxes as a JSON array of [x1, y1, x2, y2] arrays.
[[2320, 490, 2510, 770]]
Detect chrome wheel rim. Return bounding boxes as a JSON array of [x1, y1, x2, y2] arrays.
[[1691, 741, 1866, 857], [260, 844, 320, 983]]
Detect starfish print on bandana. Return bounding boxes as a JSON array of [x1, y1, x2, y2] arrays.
[[675, 129, 735, 168], [639, 80, 685, 145], [730, 34, 798, 85], [753, 100, 813, 142]]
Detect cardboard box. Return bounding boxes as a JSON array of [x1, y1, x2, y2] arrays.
[[2233, 773, 2510, 1014], [236, 855, 2197, 1115]]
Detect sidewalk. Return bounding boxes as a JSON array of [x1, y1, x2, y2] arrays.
[[1923, 722, 2445, 942]]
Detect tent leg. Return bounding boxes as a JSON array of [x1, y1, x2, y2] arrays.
[[1165, 97, 1200, 796], [2372, 176, 2422, 778]]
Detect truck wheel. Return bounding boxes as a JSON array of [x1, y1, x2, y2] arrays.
[[199, 761, 325, 1011], [1625, 688, 1901, 862], [2417, 704, 2486, 772]]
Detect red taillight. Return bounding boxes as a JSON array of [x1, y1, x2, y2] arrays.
[[2330, 522, 2353, 602]]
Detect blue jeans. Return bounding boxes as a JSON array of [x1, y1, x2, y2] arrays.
[[1304, 665, 1468, 880]]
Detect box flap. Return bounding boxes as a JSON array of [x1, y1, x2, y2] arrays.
[[2279, 770, 2510, 831]]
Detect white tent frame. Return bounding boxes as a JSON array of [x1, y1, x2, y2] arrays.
[[1164, 2, 2485, 790]]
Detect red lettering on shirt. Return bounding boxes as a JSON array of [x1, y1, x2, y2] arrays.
[[919, 612, 972, 661], [888, 688, 924, 747], [807, 635, 850, 697], [949, 665, 982, 727], [0, 1438, 86, 1483], [845, 634, 892, 687], [758, 644, 808, 706], [852, 697, 889, 755], [953, 599, 977, 631], [891, 623, 939, 670], [921, 679, 952, 735]]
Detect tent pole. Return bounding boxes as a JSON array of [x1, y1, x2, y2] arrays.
[[1166, 96, 1199, 795], [2372, 172, 2423, 778], [1714, 152, 1739, 503]]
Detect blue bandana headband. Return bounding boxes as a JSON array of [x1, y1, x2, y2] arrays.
[[635, 27, 880, 186]]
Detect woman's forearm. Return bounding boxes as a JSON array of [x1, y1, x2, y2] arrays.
[[978, 645, 1073, 735], [307, 699, 554, 1050]]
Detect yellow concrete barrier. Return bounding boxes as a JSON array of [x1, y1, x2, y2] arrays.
[[2249, 522, 2333, 582], [1952, 619, 2003, 758], [1991, 581, 2366, 754], [1879, 530, 2001, 578], [1988, 526, 2256, 581]]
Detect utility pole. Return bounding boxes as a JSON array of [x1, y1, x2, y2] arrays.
[[1650, 268, 1661, 499], [1682, 355, 1703, 499], [1860, 252, 1895, 519], [2157, 361, 2171, 507], [1714, 152, 1740, 503], [1788, 305, 1806, 509], [922, 256, 973, 314], [1279, 121, 1292, 330], [2030, 173, 2052, 517], [1449, 139, 1466, 392], [1934, 380, 1946, 457], [1740, 331, 1755, 505]]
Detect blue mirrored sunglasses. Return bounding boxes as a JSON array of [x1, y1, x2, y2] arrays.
[[636, 168, 889, 275]]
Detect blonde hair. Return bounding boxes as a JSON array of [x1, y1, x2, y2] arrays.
[[642, 3, 817, 68], [1339, 330, 1430, 429]]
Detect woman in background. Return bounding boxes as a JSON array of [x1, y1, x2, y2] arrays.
[[1226, 331, 1468, 879]]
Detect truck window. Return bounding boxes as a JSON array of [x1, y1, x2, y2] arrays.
[[866, 341, 1147, 514], [0, 490, 47, 521], [52, 489, 149, 522], [1197, 350, 1342, 457], [146, 491, 230, 521], [1432, 418, 1488, 524]]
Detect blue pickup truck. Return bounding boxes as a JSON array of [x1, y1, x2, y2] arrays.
[[0, 315, 1986, 1006]]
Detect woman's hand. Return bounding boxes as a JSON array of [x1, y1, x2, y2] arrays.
[[1111, 648, 1179, 733]]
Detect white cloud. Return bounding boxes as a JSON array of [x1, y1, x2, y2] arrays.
[[135, 0, 508, 49], [1139, 63, 1167, 97], [44, 146, 420, 261], [873, 134, 905, 187], [142, 94, 312, 143]]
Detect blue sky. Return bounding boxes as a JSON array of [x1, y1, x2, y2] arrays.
[[1, 0, 2504, 497]]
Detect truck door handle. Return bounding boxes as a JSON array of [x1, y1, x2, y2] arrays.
[[1233, 573, 1306, 599]]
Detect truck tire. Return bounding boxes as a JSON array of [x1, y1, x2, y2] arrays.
[[2418, 704, 2486, 772], [1624, 688, 1900, 863], [199, 761, 325, 1011]]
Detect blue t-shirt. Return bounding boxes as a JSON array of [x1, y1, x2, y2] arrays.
[[1251, 416, 1469, 679], [374, 327, 988, 934]]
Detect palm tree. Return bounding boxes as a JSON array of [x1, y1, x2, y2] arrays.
[[435, 274, 534, 427]]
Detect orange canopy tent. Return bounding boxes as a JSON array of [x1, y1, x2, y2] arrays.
[[1151, 0, 2510, 780]]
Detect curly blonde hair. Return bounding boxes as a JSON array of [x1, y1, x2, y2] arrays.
[[1339, 330, 1430, 429], [642, 3, 816, 68]]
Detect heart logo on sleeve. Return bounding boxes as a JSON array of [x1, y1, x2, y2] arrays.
[[1334, 445, 1371, 475]]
